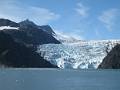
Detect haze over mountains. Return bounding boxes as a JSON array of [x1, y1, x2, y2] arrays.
[[0, 18, 120, 69]]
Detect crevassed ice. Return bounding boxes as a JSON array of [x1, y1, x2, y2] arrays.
[[37, 40, 120, 69], [0, 26, 19, 30]]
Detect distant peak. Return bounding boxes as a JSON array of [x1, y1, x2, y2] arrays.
[[20, 19, 35, 25], [25, 19, 30, 21], [24, 19, 33, 23], [19, 19, 37, 28]]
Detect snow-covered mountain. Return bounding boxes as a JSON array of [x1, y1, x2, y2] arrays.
[[37, 40, 120, 69]]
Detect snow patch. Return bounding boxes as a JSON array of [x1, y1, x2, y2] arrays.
[[0, 26, 19, 30]]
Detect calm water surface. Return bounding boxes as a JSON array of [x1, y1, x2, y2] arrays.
[[0, 69, 120, 90]]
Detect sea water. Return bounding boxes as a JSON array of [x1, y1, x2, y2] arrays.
[[0, 69, 120, 90]]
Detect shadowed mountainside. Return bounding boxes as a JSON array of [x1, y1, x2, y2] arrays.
[[98, 44, 120, 69], [0, 31, 58, 68]]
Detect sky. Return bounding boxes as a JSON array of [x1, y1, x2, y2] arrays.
[[0, 0, 120, 40]]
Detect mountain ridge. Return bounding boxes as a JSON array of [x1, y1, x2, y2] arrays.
[[0, 18, 60, 47]]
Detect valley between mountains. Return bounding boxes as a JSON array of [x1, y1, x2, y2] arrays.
[[0, 18, 120, 69]]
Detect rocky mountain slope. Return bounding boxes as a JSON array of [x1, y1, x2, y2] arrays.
[[0, 18, 60, 68], [98, 44, 120, 69], [0, 31, 57, 68]]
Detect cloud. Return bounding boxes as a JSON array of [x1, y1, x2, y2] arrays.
[[75, 2, 89, 17], [70, 34, 84, 40], [0, 0, 60, 25], [54, 30, 84, 40], [98, 8, 119, 31]]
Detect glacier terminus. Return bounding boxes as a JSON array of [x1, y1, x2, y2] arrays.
[[37, 40, 120, 69]]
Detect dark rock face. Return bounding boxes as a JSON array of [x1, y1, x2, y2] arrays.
[[0, 18, 60, 68], [0, 31, 57, 68], [0, 19, 60, 46], [98, 44, 120, 69]]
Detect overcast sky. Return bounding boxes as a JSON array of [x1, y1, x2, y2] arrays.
[[0, 0, 120, 40]]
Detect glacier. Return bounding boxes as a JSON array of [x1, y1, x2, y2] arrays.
[[37, 40, 120, 69]]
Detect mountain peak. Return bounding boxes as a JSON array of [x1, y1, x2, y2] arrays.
[[19, 19, 38, 29], [19, 19, 36, 26]]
